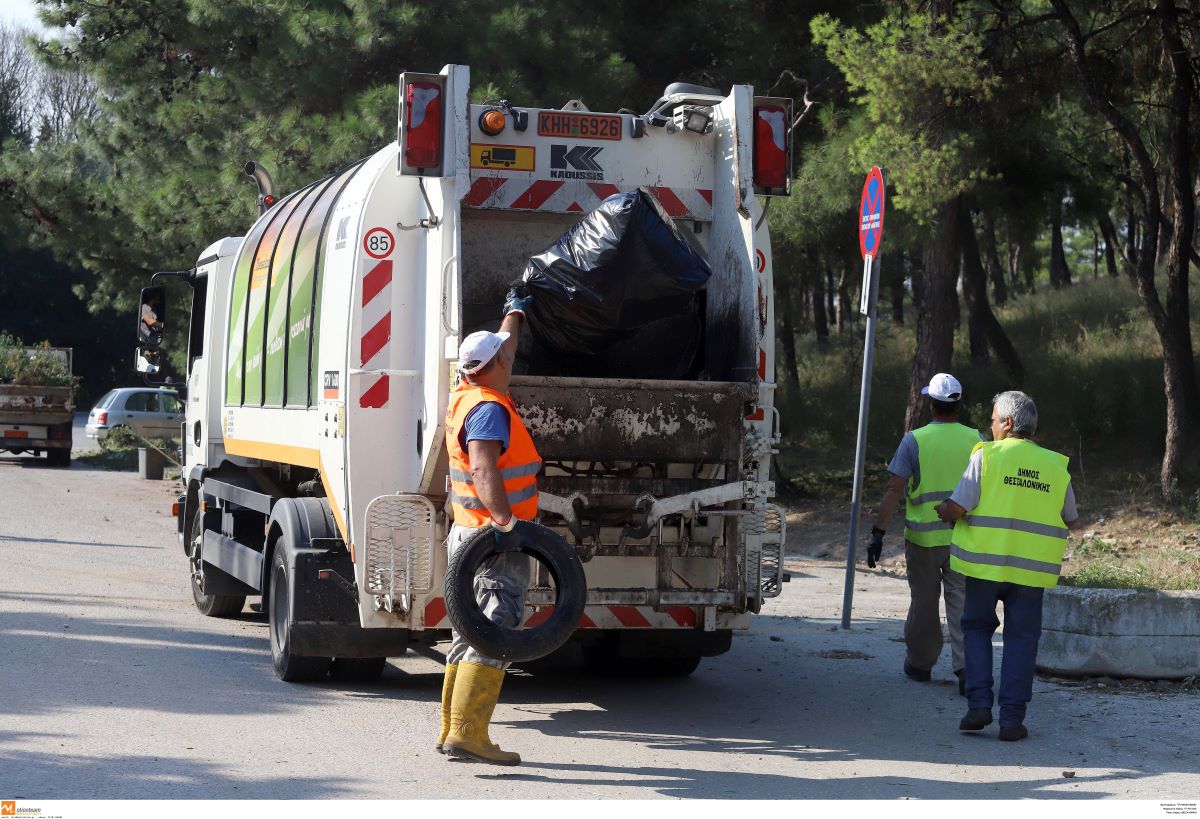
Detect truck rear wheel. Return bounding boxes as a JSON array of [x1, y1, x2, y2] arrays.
[[269, 536, 332, 682], [330, 657, 387, 683], [46, 448, 70, 467], [188, 508, 245, 617]]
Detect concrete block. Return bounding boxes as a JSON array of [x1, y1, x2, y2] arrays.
[[1037, 586, 1200, 680]]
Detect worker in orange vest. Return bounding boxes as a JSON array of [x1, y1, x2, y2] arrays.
[[436, 285, 540, 766]]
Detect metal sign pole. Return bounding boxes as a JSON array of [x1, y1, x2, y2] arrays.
[[841, 251, 881, 629]]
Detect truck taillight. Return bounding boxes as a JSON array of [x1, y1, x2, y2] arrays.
[[97, 411, 108, 425], [753, 103, 788, 192], [404, 81, 443, 170]]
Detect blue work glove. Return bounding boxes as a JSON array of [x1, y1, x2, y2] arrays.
[[502, 281, 533, 318], [866, 526, 884, 568]]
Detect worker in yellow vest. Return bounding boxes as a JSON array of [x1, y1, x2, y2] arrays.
[[869, 373, 981, 694], [437, 286, 540, 766], [936, 391, 1078, 741]]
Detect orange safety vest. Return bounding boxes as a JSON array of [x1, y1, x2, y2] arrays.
[[445, 382, 542, 528]]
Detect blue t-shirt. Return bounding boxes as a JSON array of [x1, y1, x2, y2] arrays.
[[459, 401, 510, 454]]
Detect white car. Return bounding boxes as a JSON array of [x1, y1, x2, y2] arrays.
[[86, 387, 184, 441]]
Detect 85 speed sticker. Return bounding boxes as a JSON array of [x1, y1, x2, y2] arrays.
[[363, 227, 395, 259]]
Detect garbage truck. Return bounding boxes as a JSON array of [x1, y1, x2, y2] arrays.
[[139, 64, 791, 682]]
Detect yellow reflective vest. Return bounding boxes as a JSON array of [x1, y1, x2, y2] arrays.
[[949, 438, 1071, 588], [903, 422, 981, 548]]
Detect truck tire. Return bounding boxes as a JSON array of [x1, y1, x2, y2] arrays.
[[46, 448, 71, 467], [330, 656, 387, 683], [445, 521, 586, 663], [187, 508, 245, 617], [269, 543, 332, 682], [607, 655, 702, 677]]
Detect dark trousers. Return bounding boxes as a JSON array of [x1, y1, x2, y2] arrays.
[[962, 576, 1045, 727], [904, 541, 965, 672]]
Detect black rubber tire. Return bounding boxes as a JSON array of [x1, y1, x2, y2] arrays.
[[445, 521, 586, 663], [269, 543, 332, 682], [619, 655, 702, 677], [188, 508, 245, 618], [46, 448, 71, 467], [582, 632, 706, 677], [330, 657, 387, 683]]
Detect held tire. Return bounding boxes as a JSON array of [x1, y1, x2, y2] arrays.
[[269, 543, 332, 682], [188, 507, 245, 617], [445, 521, 586, 663]]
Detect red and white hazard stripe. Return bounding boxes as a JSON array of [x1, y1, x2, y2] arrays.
[[464, 178, 714, 221], [358, 258, 392, 408], [421, 598, 698, 630]]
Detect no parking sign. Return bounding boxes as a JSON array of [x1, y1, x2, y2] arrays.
[[859, 166, 885, 261], [844, 164, 887, 629]]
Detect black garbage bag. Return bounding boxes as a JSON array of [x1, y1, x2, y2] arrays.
[[520, 188, 712, 357]]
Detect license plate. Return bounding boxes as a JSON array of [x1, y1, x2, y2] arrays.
[[537, 111, 623, 141]]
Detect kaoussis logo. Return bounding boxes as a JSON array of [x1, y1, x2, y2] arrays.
[[2, 801, 16, 816]]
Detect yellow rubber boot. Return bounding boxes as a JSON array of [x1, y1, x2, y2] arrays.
[[435, 662, 458, 753], [443, 661, 521, 766]]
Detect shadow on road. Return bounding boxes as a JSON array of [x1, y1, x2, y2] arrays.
[[0, 731, 356, 799], [479, 760, 1129, 800]]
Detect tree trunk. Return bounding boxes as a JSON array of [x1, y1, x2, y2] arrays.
[[1053, 0, 1196, 497], [1159, 0, 1199, 461], [836, 264, 851, 333], [961, 202, 1025, 383], [981, 211, 1008, 305], [1097, 213, 1123, 277], [811, 250, 830, 348], [1007, 237, 1022, 291], [825, 267, 836, 333], [968, 311, 989, 364], [779, 305, 800, 388], [1049, 200, 1072, 288], [1125, 203, 1139, 272], [905, 198, 960, 431], [891, 277, 904, 324]]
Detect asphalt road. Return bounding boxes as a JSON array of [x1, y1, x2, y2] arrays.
[[0, 448, 1196, 800]]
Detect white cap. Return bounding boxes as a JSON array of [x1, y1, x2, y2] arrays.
[[458, 330, 511, 375], [921, 372, 963, 402]]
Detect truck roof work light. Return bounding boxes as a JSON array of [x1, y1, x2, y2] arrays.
[[479, 108, 506, 136]]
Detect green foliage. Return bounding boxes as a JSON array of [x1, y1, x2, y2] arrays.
[[811, 10, 1000, 224], [0, 333, 75, 386]]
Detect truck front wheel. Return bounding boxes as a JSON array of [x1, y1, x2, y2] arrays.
[[188, 509, 245, 617]]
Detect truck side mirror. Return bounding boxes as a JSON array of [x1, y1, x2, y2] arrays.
[[135, 347, 162, 375], [138, 285, 167, 348]]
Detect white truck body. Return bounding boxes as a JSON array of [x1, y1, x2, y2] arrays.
[[172, 65, 788, 674]]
